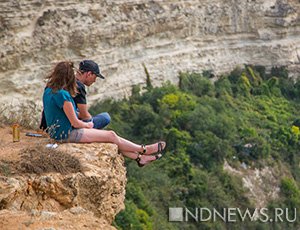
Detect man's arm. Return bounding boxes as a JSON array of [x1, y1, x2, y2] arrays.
[[63, 101, 93, 128], [73, 81, 92, 120], [77, 103, 92, 120]]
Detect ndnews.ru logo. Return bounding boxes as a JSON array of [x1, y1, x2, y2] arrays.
[[169, 207, 297, 223]]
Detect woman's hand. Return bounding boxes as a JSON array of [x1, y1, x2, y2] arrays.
[[64, 101, 94, 129], [85, 121, 94, 129]]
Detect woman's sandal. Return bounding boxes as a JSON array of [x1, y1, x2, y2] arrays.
[[135, 153, 144, 167], [136, 154, 163, 167], [136, 142, 165, 167], [139, 142, 165, 155]]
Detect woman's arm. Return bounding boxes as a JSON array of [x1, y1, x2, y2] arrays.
[[63, 101, 93, 129]]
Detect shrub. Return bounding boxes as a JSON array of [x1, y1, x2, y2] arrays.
[[179, 72, 215, 97], [280, 177, 300, 208]]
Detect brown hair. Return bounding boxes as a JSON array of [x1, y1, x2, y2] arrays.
[[46, 61, 77, 97]]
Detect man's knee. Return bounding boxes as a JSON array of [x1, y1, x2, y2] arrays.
[[101, 112, 111, 125], [92, 112, 111, 129]]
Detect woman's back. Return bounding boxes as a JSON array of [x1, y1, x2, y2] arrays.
[[43, 87, 76, 140]]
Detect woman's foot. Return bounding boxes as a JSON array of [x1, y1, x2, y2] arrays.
[[141, 141, 166, 155], [136, 154, 162, 167]]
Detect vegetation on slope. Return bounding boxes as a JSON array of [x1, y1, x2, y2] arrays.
[[90, 65, 300, 230]]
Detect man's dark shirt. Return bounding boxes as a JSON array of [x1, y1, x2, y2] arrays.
[[73, 80, 87, 106]]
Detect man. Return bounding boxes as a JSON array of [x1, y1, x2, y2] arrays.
[[40, 60, 111, 130]]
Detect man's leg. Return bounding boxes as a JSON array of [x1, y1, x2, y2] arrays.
[[92, 112, 111, 129]]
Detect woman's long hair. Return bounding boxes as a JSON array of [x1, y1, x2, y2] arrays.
[[46, 61, 77, 97]]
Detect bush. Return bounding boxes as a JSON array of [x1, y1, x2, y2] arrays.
[[179, 72, 215, 97], [280, 177, 300, 209], [114, 201, 152, 230], [215, 77, 233, 97]]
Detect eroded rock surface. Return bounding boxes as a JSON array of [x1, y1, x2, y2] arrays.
[[0, 0, 300, 108], [0, 127, 126, 229]]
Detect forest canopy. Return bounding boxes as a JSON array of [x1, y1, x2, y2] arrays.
[[90, 65, 300, 230]]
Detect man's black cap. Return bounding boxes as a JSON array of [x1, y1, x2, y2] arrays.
[[79, 60, 105, 79]]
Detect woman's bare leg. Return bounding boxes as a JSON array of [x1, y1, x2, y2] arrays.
[[121, 151, 158, 165], [119, 151, 138, 159], [78, 129, 165, 154], [79, 129, 141, 152]]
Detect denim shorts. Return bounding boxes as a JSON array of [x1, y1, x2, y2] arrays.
[[67, 129, 84, 142]]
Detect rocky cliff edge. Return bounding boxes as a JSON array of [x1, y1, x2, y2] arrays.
[[0, 127, 126, 230]]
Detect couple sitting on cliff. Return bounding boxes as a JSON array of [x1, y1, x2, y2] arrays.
[[41, 60, 166, 167]]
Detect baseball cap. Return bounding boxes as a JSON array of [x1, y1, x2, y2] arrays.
[[79, 60, 105, 79]]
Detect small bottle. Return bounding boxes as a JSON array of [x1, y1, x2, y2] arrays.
[[12, 123, 20, 142]]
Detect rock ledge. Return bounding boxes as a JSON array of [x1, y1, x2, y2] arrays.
[[0, 136, 126, 230]]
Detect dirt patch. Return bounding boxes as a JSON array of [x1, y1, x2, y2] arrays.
[[0, 127, 83, 176], [16, 146, 83, 175]]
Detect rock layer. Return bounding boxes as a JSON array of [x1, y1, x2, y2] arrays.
[[0, 0, 300, 107]]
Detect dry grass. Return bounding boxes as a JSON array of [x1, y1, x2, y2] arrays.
[[0, 100, 42, 129], [18, 146, 83, 175], [0, 146, 83, 176]]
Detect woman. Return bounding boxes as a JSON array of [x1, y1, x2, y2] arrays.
[[43, 61, 166, 167]]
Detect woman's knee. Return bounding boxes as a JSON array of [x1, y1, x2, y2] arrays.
[[107, 130, 118, 142]]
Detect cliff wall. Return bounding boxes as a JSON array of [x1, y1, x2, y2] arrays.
[[1, 0, 300, 107]]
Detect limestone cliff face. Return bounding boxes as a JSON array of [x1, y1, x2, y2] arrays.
[[0, 127, 126, 229], [1, 0, 300, 107]]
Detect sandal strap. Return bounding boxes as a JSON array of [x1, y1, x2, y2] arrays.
[[136, 153, 145, 167], [136, 153, 141, 162], [141, 144, 146, 154], [158, 142, 163, 153]]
